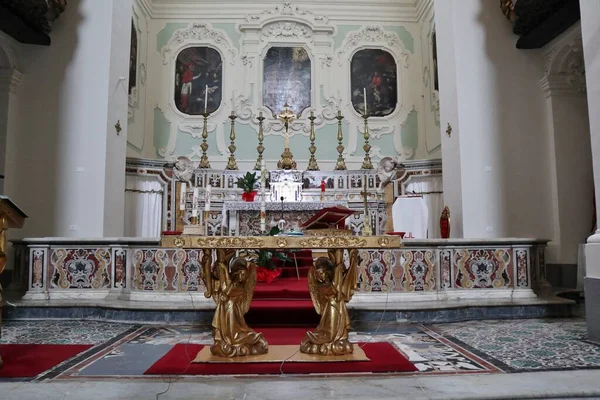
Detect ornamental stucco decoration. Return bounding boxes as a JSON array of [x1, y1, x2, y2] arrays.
[[162, 23, 239, 66], [261, 22, 313, 42], [337, 26, 409, 68]]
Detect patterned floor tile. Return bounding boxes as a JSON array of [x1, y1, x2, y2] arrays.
[[433, 319, 600, 372], [0, 320, 135, 345], [128, 326, 213, 345], [350, 330, 489, 372]]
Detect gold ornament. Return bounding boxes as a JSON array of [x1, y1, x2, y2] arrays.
[[254, 112, 266, 170], [277, 104, 297, 170], [226, 111, 238, 170], [361, 114, 373, 169], [300, 249, 359, 356], [199, 113, 211, 168], [201, 249, 268, 357], [334, 110, 346, 170], [307, 111, 319, 171]]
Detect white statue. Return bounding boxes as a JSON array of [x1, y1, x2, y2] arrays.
[[376, 157, 403, 190], [173, 156, 194, 182]]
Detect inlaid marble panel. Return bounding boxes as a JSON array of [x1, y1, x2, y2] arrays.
[[132, 249, 207, 292], [453, 248, 512, 289], [50, 248, 112, 290]]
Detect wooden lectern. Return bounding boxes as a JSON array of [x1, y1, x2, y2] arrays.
[[0, 196, 27, 368]]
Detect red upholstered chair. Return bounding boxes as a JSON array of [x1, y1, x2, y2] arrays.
[[440, 206, 450, 239]]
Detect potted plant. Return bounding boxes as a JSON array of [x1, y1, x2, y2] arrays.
[[236, 171, 259, 202]]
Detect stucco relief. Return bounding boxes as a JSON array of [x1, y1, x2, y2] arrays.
[[540, 25, 586, 98]]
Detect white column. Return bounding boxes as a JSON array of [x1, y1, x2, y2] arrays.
[[434, 0, 554, 239], [581, 0, 600, 342], [0, 68, 23, 195], [539, 24, 593, 267], [5, 0, 132, 238]]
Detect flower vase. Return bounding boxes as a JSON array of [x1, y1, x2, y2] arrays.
[[242, 191, 258, 202]]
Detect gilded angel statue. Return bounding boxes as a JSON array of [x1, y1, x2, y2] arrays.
[[201, 249, 268, 357], [300, 248, 359, 356]]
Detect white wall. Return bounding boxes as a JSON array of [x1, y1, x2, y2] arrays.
[[3, 0, 131, 238], [435, 0, 553, 239]]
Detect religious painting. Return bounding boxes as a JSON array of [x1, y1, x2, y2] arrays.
[[174, 47, 223, 115], [129, 20, 137, 95], [263, 47, 311, 116], [432, 30, 439, 91], [350, 49, 398, 117]]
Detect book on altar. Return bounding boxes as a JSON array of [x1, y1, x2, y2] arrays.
[[301, 206, 355, 230], [392, 196, 428, 238]]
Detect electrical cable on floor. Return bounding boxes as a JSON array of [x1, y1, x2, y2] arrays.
[[359, 287, 390, 349], [155, 285, 198, 399]]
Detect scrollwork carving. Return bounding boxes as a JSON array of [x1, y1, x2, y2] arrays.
[[162, 23, 238, 66], [337, 26, 410, 68], [261, 22, 312, 42]]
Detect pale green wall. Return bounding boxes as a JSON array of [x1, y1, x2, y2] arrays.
[[144, 21, 439, 163]]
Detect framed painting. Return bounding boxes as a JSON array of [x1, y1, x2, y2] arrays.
[[350, 49, 398, 117], [263, 47, 311, 116], [128, 19, 137, 95], [174, 47, 223, 115]]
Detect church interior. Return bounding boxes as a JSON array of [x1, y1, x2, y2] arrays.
[[0, 0, 600, 398]]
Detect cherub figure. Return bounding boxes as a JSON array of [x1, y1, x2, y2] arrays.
[[201, 249, 268, 357], [173, 156, 194, 182], [300, 249, 359, 356]]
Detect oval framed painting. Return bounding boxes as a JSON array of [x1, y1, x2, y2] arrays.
[[174, 47, 223, 115], [263, 46, 312, 116], [350, 49, 398, 117]]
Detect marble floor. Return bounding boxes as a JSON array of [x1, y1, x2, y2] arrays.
[[1, 318, 600, 399]]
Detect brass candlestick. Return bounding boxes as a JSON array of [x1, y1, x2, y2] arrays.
[[199, 112, 211, 168], [226, 111, 238, 170], [307, 110, 319, 171], [334, 110, 346, 170], [277, 103, 297, 170], [361, 113, 373, 170], [360, 175, 373, 236], [254, 112, 265, 171]]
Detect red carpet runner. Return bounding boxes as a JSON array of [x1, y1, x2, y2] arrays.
[[144, 327, 417, 375], [0, 344, 93, 378]]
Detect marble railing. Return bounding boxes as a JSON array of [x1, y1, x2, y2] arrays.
[[10, 237, 549, 305]]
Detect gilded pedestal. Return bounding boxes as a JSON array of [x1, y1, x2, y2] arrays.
[[162, 234, 402, 358]]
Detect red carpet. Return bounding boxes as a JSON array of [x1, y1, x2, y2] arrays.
[[144, 342, 416, 375], [0, 344, 93, 378], [144, 327, 417, 375]]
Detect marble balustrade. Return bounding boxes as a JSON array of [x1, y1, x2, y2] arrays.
[[10, 237, 548, 306]]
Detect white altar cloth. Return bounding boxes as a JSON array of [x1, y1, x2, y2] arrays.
[[392, 196, 429, 238]]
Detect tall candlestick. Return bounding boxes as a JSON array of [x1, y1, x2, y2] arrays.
[[192, 187, 199, 218], [204, 85, 208, 114], [179, 182, 186, 210], [204, 184, 211, 212], [260, 160, 266, 233], [363, 87, 367, 116]]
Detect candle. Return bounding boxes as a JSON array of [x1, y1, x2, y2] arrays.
[[260, 160, 266, 233], [192, 187, 199, 218], [363, 87, 367, 115], [179, 182, 186, 211], [204, 85, 208, 114], [259, 111, 263, 118], [204, 184, 211, 212]]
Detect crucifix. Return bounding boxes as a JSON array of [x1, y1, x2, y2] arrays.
[[277, 103, 297, 170], [360, 175, 373, 236]]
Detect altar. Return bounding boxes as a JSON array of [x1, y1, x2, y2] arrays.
[[223, 201, 348, 235]]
